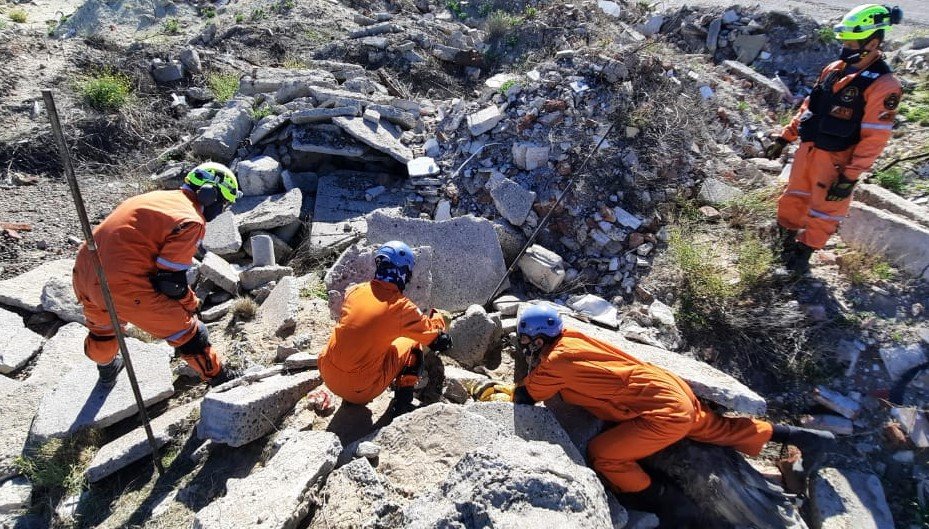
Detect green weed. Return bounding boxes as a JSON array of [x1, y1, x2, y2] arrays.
[[816, 27, 835, 43], [79, 72, 132, 112], [16, 432, 101, 495], [162, 17, 179, 34], [234, 12, 244, 23], [872, 167, 906, 194], [499, 79, 517, 94], [722, 187, 779, 227], [838, 249, 896, 285], [251, 103, 274, 120], [524, 6, 539, 19], [669, 227, 736, 302], [736, 234, 774, 290], [232, 297, 258, 321], [736, 100, 749, 112], [275, 0, 296, 12], [9, 8, 26, 23], [200, 6, 216, 18], [446, 0, 467, 19], [207, 72, 240, 103], [251, 7, 267, 21], [300, 280, 329, 301]]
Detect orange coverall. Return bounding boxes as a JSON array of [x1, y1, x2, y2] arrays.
[[521, 329, 773, 493], [72, 189, 222, 378], [777, 56, 902, 250], [319, 280, 446, 405]]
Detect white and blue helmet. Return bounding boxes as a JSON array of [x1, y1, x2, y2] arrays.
[[374, 241, 415, 291]]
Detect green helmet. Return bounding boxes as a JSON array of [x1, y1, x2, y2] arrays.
[[833, 4, 902, 41], [185, 162, 243, 204]]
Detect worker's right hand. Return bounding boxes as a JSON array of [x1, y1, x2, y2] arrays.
[[429, 331, 453, 353], [472, 380, 515, 402], [764, 137, 789, 160]]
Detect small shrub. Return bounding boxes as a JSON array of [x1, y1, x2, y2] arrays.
[[485, 11, 511, 42], [498, 79, 517, 94], [736, 234, 773, 290], [300, 281, 329, 301], [446, 0, 466, 19], [234, 12, 244, 23], [16, 431, 100, 495], [816, 27, 835, 43], [722, 187, 778, 227], [200, 6, 216, 18], [524, 6, 538, 19], [162, 17, 179, 34], [251, 104, 274, 120], [736, 100, 749, 112], [79, 72, 132, 112], [838, 249, 896, 285], [207, 72, 239, 103], [232, 297, 259, 321], [251, 7, 267, 21], [872, 167, 906, 194], [900, 100, 929, 126], [669, 227, 735, 302], [275, 0, 295, 12], [9, 8, 27, 23]]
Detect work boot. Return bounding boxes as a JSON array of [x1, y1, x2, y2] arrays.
[[208, 364, 243, 387], [97, 355, 125, 387], [390, 386, 417, 416], [772, 425, 835, 474], [784, 243, 815, 276], [777, 225, 799, 254], [615, 481, 701, 528]]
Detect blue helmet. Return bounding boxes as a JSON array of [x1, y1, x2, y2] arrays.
[[374, 241, 415, 291], [517, 304, 564, 340]]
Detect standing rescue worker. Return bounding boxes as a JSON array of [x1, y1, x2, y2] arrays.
[[490, 305, 834, 514], [73, 162, 244, 387], [318, 241, 453, 415], [765, 4, 904, 275]]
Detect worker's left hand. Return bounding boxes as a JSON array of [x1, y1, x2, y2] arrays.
[[825, 173, 857, 201], [472, 380, 515, 402], [429, 331, 453, 353]]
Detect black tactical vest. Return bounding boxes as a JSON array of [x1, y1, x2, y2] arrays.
[[798, 60, 891, 151]]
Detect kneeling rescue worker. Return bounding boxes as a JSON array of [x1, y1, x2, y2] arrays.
[[765, 4, 904, 275], [480, 304, 835, 516], [318, 240, 453, 415], [73, 162, 245, 387]]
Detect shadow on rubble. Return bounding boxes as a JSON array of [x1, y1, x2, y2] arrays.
[[75, 427, 268, 527]]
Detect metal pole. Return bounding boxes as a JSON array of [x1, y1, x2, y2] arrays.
[[485, 123, 615, 305], [42, 90, 164, 475]]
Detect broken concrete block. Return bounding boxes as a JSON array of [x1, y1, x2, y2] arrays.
[[489, 177, 536, 227], [879, 343, 928, 382], [332, 116, 413, 163], [841, 202, 929, 281], [309, 173, 404, 254], [813, 386, 861, 419], [258, 275, 300, 337], [517, 245, 566, 293], [446, 305, 503, 369], [366, 211, 508, 312], [697, 177, 744, 206], [0, 475, 32, 514], [199, 252, 240, 295], [240, 265, 293, 291], [190, 99, 253, 161], [249, 234, 276, 267], [231, 188, 303, 234], [86, 402, 199, 483], [0, 258, 74, 312], [29, 334, 175, 442], [237, 155, 283, 196], [194, 429, 340, 528], [890, 407, 929, 448], [203, 210, 242, 257], [197, 370, 323, 447], [800, 414, 854, 436], [466, 105, 504, 136], [810, 468, 894, 529], [407, 156, 440, 178], [40, 276, 84, 324], [0, 307, 44, 374]]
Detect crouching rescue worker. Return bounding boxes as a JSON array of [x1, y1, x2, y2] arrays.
[[482, 304, 835, 518], [73, 162, 245, 387], [765, 4, 904, 275], [318, 240, 453, 415]]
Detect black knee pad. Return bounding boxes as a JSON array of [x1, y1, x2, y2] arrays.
[[175, 321, 210, 357], [88, 332, 115, 342]]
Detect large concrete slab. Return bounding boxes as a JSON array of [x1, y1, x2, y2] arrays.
[[855, 183, 929, 229], [258, 276, 301, 338], [30, 336, 175, 442], [840, 202, 929, 281], [809, 468, 894, 529], [198, 369, 322, 447], [309, 173, 404, 253], [86, 402, 199, 483], [193, 429, 341, 529], [565, 312, 766, 415], [230, 188, 303, 234], [332, 116, 413, 163], [324, 243, 434, 314], [0, 307, 44, 374], [366, 210, 510, 312], [0, 259, 74, 312]]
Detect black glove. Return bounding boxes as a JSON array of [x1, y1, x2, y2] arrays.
[[429, 332, 453, 353], [151, 270, 189, 299], [764, 137, 789, 160], [825, 173, 857, 201]]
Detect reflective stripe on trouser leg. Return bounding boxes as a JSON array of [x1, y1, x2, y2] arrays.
[[777, 142, 818, 231]]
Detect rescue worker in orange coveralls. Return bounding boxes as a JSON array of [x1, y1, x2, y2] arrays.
[[485, 304, 835, 518], [319, 240, 453, 415], [73, 162, 244, 387], [765, 4, 904, 275]]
